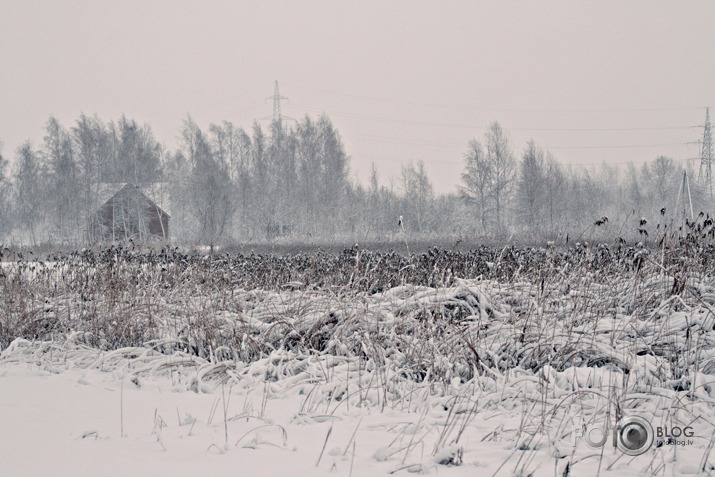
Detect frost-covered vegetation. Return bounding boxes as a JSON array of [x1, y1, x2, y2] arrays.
[[3, 227, 715, 475]]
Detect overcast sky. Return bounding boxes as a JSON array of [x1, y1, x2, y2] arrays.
[[1, 0, 714, 193]]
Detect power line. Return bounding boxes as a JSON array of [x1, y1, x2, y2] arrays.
[[347, 131, 694, 151], [282, 81, 710, 114], [351, 153, 691, 182], [547, 142, 692, 150], [286, 102, 698, 133], [509, 126, 697, 132]]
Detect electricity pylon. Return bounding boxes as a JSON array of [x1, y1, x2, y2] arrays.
[[267, 81, 288, 123], [699, 108, 713, 196], [263, 81, 296, 125], [674, 169, 694, 223]]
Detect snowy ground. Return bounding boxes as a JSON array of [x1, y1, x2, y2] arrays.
[[0, 343, 711, 477]]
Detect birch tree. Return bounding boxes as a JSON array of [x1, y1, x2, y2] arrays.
[[460, 139, 492, 234], [43, 117, 80, 239], [485, 122, 516, 233], [181, 118, 235, 244], [13, 142, 44, 243], [401, 160, 434, 232], [544, 154, 565, 235], [0, 143, 10, 238], [516, 141, 546, 231]]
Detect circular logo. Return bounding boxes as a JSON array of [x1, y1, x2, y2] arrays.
[[614, 416, 654, 456], [584, 425, 608, 448]]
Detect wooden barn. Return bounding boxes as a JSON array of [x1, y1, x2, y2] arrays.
[[93, 183, 170, 241]]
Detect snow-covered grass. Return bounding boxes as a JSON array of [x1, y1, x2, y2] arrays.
[[2, 241, 715, 475]]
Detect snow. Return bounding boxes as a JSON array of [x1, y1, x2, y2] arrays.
[[0, 351, 711, 476]]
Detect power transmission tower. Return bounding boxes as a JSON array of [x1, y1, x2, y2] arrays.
[[674, 169, 694, 223], [267, 81, 287, 123], [263, 81, 295, 125], [699, 107, 713, 195]]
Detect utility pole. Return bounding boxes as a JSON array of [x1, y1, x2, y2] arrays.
[[699, 107, 713, 196]]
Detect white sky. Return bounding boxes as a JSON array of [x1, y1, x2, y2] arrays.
[[1, 0, 714, 194]]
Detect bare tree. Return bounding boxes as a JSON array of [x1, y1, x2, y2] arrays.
[[165, 150, 192, 241], [181, 118, 235, 245], [13, 142, 44, 243], [544, 154, 565, 236], [43, 117, 81, 240], [296, 116, 321, 235], [515, 140, 546, 231], [317, 115, 350, 236], [460, 139, 492, 234], [400, 160, 434, 232], [72, 114, 107, 241], [115, 115, 162, 184], [485, 122, 516, 233], [0, 142, 10, 239], [648, 156, 678, 210]]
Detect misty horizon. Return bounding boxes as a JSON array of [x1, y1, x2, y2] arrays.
[[1, 1, 713, 195]]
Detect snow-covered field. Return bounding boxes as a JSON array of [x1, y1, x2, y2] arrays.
[[2, 245, 715, 476]]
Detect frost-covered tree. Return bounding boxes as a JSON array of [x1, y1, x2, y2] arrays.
[[296, 116, 321, 234], [72, 114, 109, 240], [181, 118, 235, 244], [266, 119, 298, 236], [366, 162, 385, 234], [515, 141, 546, 232], [485, 122, 516, 233], [0, 142, 10, 239], [400, 160, 434, 232], [13, 142, 44, 243], [460, 139, 492, 234], [460, 123, 516, 235], [317, 115, 350, 235], [103, 116, 162, 184], [208, 120, 253, 237], [642, 156, 678, 215], [165, 150, 192, 241], [544, 154, 565, 236], [43, 117, 81, 240]]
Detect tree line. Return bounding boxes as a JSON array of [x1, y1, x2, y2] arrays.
[[0, 114, 709, 245]]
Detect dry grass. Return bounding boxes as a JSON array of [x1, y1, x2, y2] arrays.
[[2, 220, 715, 474]]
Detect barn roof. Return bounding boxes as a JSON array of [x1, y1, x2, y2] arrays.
[[95, 183, 171, 218], [95, 183, 127, 207], [141, 183, 172, 218]]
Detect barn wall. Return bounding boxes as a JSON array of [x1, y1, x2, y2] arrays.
[[146, 205, 169, 238], [94, 187, 170, 241]]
